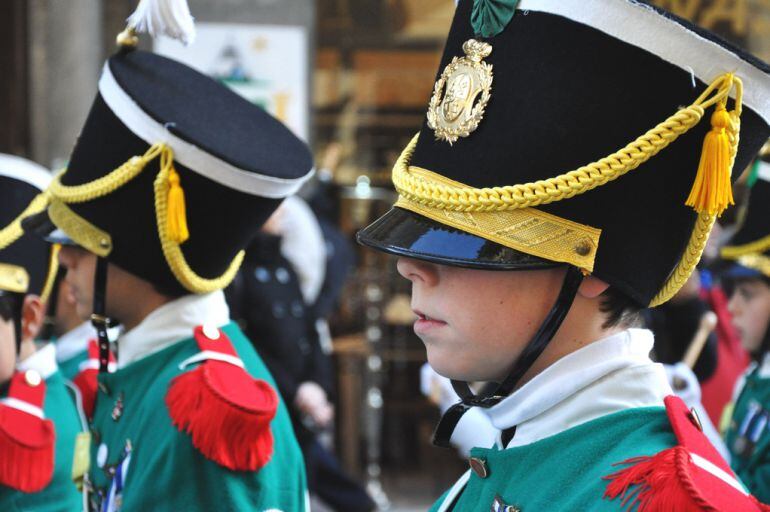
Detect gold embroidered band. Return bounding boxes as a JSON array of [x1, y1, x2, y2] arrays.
[[395, 167, 601, 273], [0, 263, 29, 294]]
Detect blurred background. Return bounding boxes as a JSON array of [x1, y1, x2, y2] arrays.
[[1, 1, 770, 510]]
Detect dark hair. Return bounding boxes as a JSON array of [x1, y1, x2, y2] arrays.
[[0, 292, 24, 353], [599, 286, 644, 329]]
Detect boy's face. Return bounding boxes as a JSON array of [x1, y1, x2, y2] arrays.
[[0, 314, 15, 384], [397, 257, 566, 382], [728, 278, 770, 354], [58, 245, 97, 321]]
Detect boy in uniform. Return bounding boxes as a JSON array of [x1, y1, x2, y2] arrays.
[[0, 154, 82, 511], [357, 0, 770, 510], [19, 9, 314, 511]]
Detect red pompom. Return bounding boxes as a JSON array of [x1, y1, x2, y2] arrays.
[[0, 371, 55, 492], [165, 326, 278, 471]]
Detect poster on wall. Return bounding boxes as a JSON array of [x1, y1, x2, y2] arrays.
[[155, 23, 309, 142]]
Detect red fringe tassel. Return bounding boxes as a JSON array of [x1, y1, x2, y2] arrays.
[[165, 362, 278, 471], [0, 407, 55, 492], [604, 446, 704, 511]]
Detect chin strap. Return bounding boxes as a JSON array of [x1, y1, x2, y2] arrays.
[[91, 257, 115, 373], [432, 266, 584, 448]]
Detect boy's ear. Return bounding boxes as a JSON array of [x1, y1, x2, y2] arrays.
[[578, 276, 610, 299], [21, 295, 46, 343]]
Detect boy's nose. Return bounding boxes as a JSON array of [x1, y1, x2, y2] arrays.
[[396, 257, 439, 286]]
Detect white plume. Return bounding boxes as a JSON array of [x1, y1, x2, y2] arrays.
[[127, 0, 196, 45]]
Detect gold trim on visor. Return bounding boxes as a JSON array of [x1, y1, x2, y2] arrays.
[[0, 263, 29, 294], [736, 253, 770, 278], [722, 233, 770, 260], [48, 200, 113, 257], [395, 167, 601, 273]]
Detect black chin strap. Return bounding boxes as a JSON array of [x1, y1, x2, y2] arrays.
[[41, 268, 65, 341], [91, 257, 113, 373], [432, 266, 584, 448]]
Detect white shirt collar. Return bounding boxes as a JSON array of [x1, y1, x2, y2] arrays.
[[483, 328, 671, 448], [55, 321, 95, 363], [18, 343, 59, 380], [758, 353, 770, 378], [117, 291, 230, 368]]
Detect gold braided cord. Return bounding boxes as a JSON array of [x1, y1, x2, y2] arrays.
[[41, 143, 243, 294], [721, 233, 770, 260], [393, 73, 740, 213], [39, 243, 61, 304], [153, 154, 245, 293], [649, 212, 716, 307], [0, 192, 51, 251], [49, 144, 165, 203], [650, 78, 742, 306]]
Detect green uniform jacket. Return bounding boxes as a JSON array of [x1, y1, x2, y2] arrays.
[[87, 322, 307, 511], [725, 366, 770, 502], [58, 351, 88, 382], [0, 371, 83, 512], [430, 407, 677, 511]]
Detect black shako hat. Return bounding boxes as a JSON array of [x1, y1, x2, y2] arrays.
[[29, 49, 313, 297], [0, 155, 55, 300], [721, 154, 770, 279], [358, 0, 770, 308]]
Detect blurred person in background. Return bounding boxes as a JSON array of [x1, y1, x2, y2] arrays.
[[0, 155, 81, 511], [228, 198, 375, 512], [722, 154, 770, 500]]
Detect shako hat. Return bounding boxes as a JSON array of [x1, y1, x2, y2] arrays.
[[0, 155, 55, 300], [358, 0, 770, 308], [721, 149, 770, 279], [23, 8, 313, 297]]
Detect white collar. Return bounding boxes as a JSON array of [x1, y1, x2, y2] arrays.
[[117, 291, 230, 368], [483, 328, 671, 448], [55, 321, 95, 363], [17, 343, 59, 380], [758, 353, 770, 378]]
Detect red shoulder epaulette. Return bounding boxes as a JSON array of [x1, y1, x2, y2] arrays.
[[72, 338, 116, 420], [165, 325, 278, 471], [604, 395, 770, 511], [0, 370, 55, 492]]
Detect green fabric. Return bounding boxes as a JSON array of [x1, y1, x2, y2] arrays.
[[58, 350, 88, 382], [429, 407, 677, 511], [0, 371, 83, 512], [88, 322, 307, 511], [471, 0, 521, 39], [725, 366, 770, 502]]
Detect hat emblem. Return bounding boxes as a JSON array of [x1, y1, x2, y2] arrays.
[[427, 39, 493, 145]]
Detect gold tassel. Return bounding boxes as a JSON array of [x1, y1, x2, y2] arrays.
[[685, 103, 734, 216], [167, 166, 190, 244]]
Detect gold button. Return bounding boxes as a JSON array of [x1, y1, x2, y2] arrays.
[[99, 238, 110, 249], [24, 369, 42, 387], [469, 456, 489, 478], [575, 240, 592, 257], [202, 324, 220, 340]]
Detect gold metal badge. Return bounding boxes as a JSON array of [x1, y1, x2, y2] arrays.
[[427, 39, 493, 144]]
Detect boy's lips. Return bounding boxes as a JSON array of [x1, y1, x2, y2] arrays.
[[413, 308, 447, 335]]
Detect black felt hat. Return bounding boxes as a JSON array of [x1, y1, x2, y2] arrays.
[[358, 0, 770, 307], [0, 155, 54, 298], [721, 157, 770, 278], [33, 49, 314, 296]]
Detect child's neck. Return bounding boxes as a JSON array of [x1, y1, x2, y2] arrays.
[[515, 297, 627, 388]]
